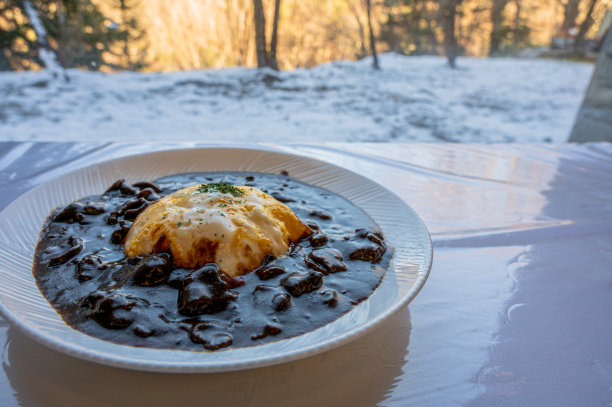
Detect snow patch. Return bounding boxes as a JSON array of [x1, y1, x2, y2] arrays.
[[0, 54, 593, 142]]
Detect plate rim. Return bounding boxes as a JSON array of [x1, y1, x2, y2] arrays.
[[0, 146, 432, 373]]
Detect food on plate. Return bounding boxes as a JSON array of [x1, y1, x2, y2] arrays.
[[124, 184, 312, 277], [33, 172, 392, 351]]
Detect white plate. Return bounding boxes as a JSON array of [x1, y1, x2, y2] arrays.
[[0, 147, 431, 373]]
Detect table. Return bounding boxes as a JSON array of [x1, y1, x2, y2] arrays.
[[0, 142, 610, 407]]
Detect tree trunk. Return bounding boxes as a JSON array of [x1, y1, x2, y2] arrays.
[[561, 0, 582, 32], [513, 0, 521, 46], [252, 0, 268, 68], [120, 0, 132, 69], [23, 0, 66, 78], [574, 0, 598, 49], [268, 0, 281, 70], [489, 0, 509, 55], [441, 0, 459, 67], [348, 1, 367, 58], [413, 0, 424, 52], [365, 0, 379, 69]]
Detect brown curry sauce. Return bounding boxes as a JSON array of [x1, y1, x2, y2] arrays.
[[33, 172, 392, 351]]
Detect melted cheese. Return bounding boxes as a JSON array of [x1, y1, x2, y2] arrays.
[[123, 185, 311, 277]]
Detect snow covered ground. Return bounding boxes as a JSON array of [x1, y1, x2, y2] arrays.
[[0, 54, 593, 143]]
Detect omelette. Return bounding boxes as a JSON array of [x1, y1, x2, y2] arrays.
[[124, 183, 312, 277]]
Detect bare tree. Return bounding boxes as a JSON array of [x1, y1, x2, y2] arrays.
[[365, 0, 379, 69], [441, 0, 461, 67], [574, 0, 598, 49], [252, 0, 268, 68], [23, 0, 67, 79], [489, 0, 509, 55], [513, 0, 522, 46], [559, 0, 582, 32], [348, 0, 367, 58], [268, 0, 281, 70], [252, 0, 282, 69]]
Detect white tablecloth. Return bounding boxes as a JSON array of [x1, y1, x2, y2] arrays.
[[0, 142, 610, 406]]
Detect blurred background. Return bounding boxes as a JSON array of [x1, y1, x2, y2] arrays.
[[2, 0, 611, 71], [0, 0, 610, 142]]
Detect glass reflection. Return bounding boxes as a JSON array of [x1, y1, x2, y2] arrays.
[[3, 307, 411, 407]]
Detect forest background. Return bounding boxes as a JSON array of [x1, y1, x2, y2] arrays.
[[1, 0, 611, 73]]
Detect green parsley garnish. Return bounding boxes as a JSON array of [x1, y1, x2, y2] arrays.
[[177, 222, 182, 227], [197, 183, 245, 197]]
